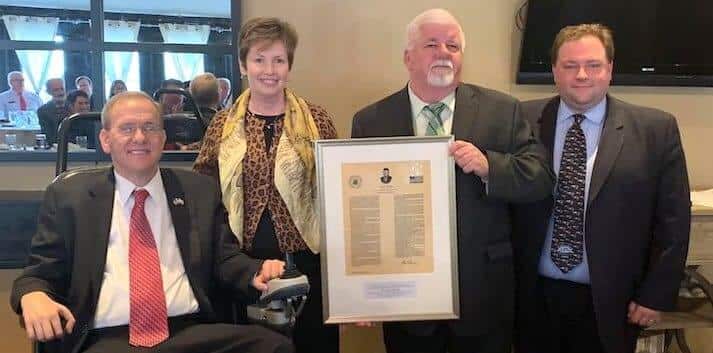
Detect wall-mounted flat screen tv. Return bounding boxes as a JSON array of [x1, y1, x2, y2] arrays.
[[517, 0, 713, 87]]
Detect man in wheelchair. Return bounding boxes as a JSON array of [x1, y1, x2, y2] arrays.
[[10, 91, 295, 353]]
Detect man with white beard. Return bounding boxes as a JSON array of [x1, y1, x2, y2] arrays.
[[351, 8, 553, 353]]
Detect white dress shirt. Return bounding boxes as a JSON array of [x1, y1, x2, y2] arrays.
[[407, 83, 490, 187], [93, 170, 199, 329], [0, 89, 42, 119], [408, 83, 456, 136]]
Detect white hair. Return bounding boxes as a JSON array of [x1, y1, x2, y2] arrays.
[[405, 8, 466, 52], [7, 71, 23, 84], [217, 77, 231, 88]]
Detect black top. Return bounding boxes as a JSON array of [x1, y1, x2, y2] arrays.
[[248, 111, 286, 260], [252, 111, 285, 151]]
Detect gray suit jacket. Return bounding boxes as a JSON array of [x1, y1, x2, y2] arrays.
[[513, 96, 691, 353], [11, 168, 262, 353], [352, 83, 554, 336]]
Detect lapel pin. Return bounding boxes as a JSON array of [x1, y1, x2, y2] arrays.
[[172, 197, 185, 206]]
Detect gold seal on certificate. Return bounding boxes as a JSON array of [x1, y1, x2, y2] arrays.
[[315, 136, 459, 324]]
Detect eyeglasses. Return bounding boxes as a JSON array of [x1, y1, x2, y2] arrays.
[[559, 62, 607, 75], [115, 123, 163, 136]]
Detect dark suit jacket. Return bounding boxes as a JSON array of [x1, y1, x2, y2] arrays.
[[352, 83, 554, 336], [37, 101, 70, 145], [513, 96, 691, 353], [11, 168, 263, 353]]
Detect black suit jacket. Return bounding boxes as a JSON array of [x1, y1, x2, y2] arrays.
[[513, 96, 691, 353], [352, 83, 554, 336], [11, 168, 262, 353], [37, 101, 70, 145]]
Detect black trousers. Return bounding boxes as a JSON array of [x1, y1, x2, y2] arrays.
[[383, 323, 511, 353], [243, 210, 340, 353], [81, 315, 293, 353], [535, 276, 607, 353]]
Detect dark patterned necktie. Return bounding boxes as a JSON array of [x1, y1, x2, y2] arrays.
[[551, 114, 587, 273], [423, 102, 446, 136]]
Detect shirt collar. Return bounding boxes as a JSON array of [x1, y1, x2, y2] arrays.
[[114, 169, 164, 207], [558, 96, 607, 125], [407, 82, 456, 119]]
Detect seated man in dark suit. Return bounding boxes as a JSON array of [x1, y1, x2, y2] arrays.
[[11, 91, 294, 353], [65, 89, 98, 149], [37, 78, 70, 145]]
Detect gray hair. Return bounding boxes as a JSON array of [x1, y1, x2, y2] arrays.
[[217, 77, 231, 88], [189, 73, 220, 107], [7, 71, 23, 85], [405, 8, 466, 52], [101, 91, 162, 128], [45, 78, 65, 92]]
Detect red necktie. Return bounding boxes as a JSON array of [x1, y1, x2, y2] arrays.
[[18, 92, 27, 111], [129, 189, 169, 347]]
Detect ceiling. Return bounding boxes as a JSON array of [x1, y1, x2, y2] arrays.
[[1, 0, 232, 18]]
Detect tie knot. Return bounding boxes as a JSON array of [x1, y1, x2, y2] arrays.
[[425, 102, 446, 116], [572, 114, 585, 125], [133, 189, 149, 206]]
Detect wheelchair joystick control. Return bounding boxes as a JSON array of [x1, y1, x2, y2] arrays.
[[247, 252, 310, 335]]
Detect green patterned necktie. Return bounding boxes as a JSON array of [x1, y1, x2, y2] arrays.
[[423, 102, 446, 136]]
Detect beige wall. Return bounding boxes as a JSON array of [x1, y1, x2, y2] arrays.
[[243, 1, 713, 353], [243, 0, 713, 189]]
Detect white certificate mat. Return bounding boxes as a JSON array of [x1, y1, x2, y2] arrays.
[[315, 136, 459, 323]]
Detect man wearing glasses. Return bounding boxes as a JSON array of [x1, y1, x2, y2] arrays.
[[11, 91, 294, 353], [513, 24, 690, 353], [0, 71, 42, 120]]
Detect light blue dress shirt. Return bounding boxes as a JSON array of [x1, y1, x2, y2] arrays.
[[538, 98, 606, 284]]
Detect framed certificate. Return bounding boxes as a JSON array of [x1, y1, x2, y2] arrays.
[[315, 136, 459, 323]]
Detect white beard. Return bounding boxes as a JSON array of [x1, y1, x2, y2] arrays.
[[427, 71, 454, 87], [427, 60, 455, 87]]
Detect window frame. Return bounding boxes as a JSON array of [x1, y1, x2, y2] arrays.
[[0, 0, 242, 109]]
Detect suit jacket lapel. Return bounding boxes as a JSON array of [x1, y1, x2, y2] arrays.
[[390, 86, 415, 136], [160, 169, 194, 274], [538, 97, 559, 168], [452, 83, 478, 142], [86, 169, 115, 308], [587, 96, 624, 206]]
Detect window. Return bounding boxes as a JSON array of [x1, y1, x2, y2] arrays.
[[105, 51, 140, 96], [0, 0, 237, 160], [2, 15, 67, 100], [19, 49, 65, 102]]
